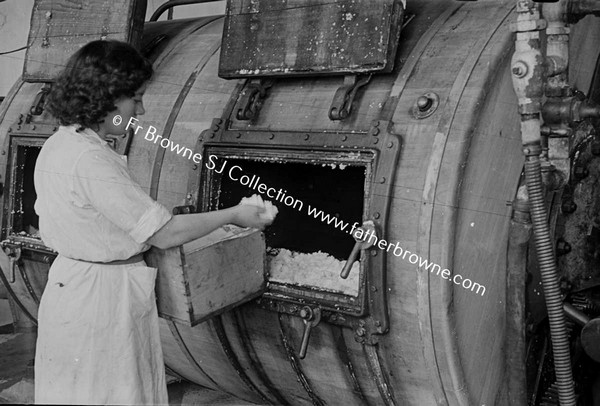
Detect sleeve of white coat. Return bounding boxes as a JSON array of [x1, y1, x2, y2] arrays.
[[72, 149, 173, 244]]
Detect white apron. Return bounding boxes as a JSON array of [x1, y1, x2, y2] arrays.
[[33, 125, 173, 404]]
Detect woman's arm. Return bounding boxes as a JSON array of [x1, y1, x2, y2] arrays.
[[147, 204, 271, 249]]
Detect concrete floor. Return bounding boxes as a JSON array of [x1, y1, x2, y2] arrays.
[[0, 304, 257, 405]]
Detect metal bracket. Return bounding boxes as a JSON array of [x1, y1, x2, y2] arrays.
[[329, 74, 372, 121], [235, 79, 274, 121], [26, 83, 52, 123]]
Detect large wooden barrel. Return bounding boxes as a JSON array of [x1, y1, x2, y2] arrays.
[[2, 0, 600, 405]]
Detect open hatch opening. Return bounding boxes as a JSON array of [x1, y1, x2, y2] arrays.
[[7, 141, 42, 239], [204, 148, 372, 305]]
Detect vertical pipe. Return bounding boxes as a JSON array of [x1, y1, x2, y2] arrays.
[[506, 190, 532, 405], [544, 1, 570, 97], [511, 1, 576, 405]]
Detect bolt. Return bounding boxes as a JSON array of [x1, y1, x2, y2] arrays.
[[236, 133, 242, 139], [380, 177, 386, 184], [304, 134, 310, 140], [7, 128, 11, 132], [561, 200, 577, 214], [417, 95, 432, 112], [371, 120, 380, 128], [574, 165, 589, 180], [512, 61, 528, 78], [192, 164, 198, 170], [342, 135, 347, 141], [556, 239, 571, 256], [31, 125, 36, 130], [300, 306, 312, 319], [269, 133, 275, 140], [370, 127, 380, 137], [374, 212, 380, 219]]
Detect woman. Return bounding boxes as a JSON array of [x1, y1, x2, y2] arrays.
[[33, 40, 273, 404]]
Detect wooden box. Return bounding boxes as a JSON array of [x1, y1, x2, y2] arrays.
[[219, 0, 404, 78], [147, 226, 266, 326], [23, 0, 146, 82]]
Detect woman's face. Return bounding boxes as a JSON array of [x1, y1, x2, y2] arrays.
[[99, 83, 147, 137]]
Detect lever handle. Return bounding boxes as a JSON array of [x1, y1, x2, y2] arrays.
[[340, 242, 362, 279], [299, 321, 313, 359], [340, 220, 377, 279], [2, 244, 21, 284], [298, 306, 321, 359], [8, 257, 16, 283]]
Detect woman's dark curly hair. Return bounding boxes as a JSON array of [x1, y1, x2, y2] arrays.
[[46, 40, 153, 130]]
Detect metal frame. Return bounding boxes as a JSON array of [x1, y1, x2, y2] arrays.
[[187, 118, 401, 343]]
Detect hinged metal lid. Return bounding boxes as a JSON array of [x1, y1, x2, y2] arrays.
[[219, 0, 404, 78], [23, 0, 146, 82]]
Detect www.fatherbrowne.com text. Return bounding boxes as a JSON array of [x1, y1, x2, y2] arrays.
[[125, 117, 486, 297]]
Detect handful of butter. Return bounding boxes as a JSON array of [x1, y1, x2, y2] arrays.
[[240, 194, 279, 222]]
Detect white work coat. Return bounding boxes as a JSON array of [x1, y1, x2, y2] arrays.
[[33, 125, 173, 405]]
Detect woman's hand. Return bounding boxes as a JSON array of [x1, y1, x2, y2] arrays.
[[233, 204, 275, 230]]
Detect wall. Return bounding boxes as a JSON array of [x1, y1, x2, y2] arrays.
[[0, 0, 226, 98]]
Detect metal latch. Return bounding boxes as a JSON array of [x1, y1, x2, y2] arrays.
[[298, 306, 321, 359], [235, 79, 274, 121], [1, 240, 22, 283], [26, 83, 52, 122], [340, 220, 377, 279], [329, 74, 371, 120]]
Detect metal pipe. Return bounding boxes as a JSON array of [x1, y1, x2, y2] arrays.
[[563, 303, 590, 326], [506, 189, 532, 406], [544, 0, 570, 96], [511, 1, 576, 405], [149, 0, 220, 22], [0, 262, 37, 326]]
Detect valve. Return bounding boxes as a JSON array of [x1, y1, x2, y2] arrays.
[[298, 306, 321, 359], [340, 220, 377, 279]]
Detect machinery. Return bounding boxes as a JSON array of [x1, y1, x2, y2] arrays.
[[1, 0, 600, 404]]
